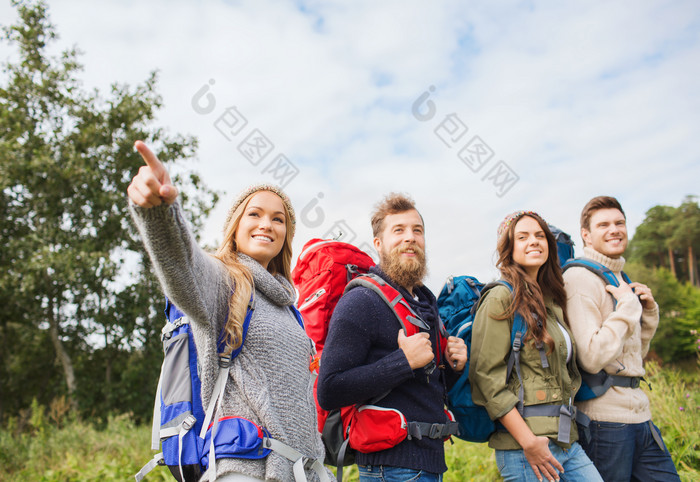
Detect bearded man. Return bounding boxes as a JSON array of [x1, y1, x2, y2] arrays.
[[317, 193, 467, 482]]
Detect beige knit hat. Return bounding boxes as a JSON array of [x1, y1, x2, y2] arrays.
[[497, 210, 544, 239], [224, 183, 296, 237]]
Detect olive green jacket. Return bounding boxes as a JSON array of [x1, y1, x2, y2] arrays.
[[469, 285, 582, 450]]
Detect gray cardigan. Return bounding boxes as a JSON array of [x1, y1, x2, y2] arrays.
[[130, 201, 328, 481]]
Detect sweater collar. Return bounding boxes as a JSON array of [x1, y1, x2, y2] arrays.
[[237, 253, 295, 307], [583, 246, 626, 273]]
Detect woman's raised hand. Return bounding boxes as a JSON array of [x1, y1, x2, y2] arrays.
[[127, 141, 179, 208]]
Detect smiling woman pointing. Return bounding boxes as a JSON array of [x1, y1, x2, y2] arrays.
[[128, 141, 331, 482]]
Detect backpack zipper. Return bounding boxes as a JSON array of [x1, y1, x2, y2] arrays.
[[299, 288, 326, 311], [356, 405, 407, 429], [457, 320, 473, 338]]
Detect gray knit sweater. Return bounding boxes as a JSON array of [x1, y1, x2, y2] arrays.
[[130, 201, 329, 481]]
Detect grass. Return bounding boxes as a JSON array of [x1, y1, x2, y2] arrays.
[[643, 361, 700, 480], [0, 402, 170, 482], [1, 362, 697, 481]]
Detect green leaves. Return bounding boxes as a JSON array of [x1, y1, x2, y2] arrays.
[[629, 196, 700, 286], [0, 1, 218, 421], [625, 197, 700, 362]]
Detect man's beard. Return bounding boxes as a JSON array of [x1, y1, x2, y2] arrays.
[[380, 243, 428, 291]]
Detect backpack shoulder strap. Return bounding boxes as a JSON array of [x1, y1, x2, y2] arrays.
[[562, 257, 637, 310], [200, 297, 256, 476], [289, 304, 305, 330], [562, 258, 620, 287], [201, 297, 254, 437], [216, 295, 258, 360], [482, 280, 544, 414], [345, 273, 428, 335], [436, 314, 449, 340], [474, 280, 527, 343]]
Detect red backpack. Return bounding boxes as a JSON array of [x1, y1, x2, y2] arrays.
[[292, 239, 456, 480]]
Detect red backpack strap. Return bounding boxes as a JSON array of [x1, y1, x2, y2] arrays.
[[344, 273, 429, 337], [345, 273, 450, 367]]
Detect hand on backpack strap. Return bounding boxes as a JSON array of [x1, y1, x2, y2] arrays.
[[444, 336, 467, 372], [128, 140, 179, 208], [629, 282, 655, 309], [604, 283, 634, 303], [397, 330, 434, 370]]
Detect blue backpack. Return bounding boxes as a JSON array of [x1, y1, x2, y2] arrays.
[[549, 225, 575, 267], [439, 265, 589, 444], [136, 298, 329, 482], [437, 278, 533, 442], [561, 258, 645, 401]]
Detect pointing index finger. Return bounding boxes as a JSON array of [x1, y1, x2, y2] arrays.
[[134, 140, 168, 181]]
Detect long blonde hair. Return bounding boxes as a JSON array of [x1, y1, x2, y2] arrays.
[[212, 190, 294, 354]]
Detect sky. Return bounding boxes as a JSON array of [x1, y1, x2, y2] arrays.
[[2, 0, 699, 294]]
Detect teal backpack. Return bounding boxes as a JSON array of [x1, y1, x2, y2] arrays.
[[438, 278, 587, 444], [437, 224, 589, 443], [437, 278, 516, 442]]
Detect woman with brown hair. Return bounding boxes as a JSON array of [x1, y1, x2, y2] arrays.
[[128, 141, 330, 481], [469, 211, 601, 482]]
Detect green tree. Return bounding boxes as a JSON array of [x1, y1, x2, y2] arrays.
[[628, 205, 678, 276], [629, 197, 700, 286], [626, 262, 700, 363], [670, 196, 700, 287], [0, 0, 218, 419]]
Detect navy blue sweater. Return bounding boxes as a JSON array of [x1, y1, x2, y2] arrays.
[[317, 266, 459, 474]]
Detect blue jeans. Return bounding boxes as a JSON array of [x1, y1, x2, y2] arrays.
[[358, 465, 442, 481], [496, 441, 602, 481], [579, 420, 680, 482]]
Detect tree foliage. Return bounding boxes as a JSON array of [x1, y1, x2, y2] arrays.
[[629, 196, 700, 286], [627, 196, 700, 362], [0, 0, 218, 422], [625, 262, 700, 363]]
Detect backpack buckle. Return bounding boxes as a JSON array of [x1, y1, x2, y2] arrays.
[[429, 423, 443, 439], [512, 332, 522, 352], [303, 457, 315, 470], [182, 414, 197, 431], [641, 377, 651, 391], [218, 354, 231, 368], [424, 360, 436, 376]]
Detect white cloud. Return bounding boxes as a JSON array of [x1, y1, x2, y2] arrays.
[[2, 0, 698, 293]]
